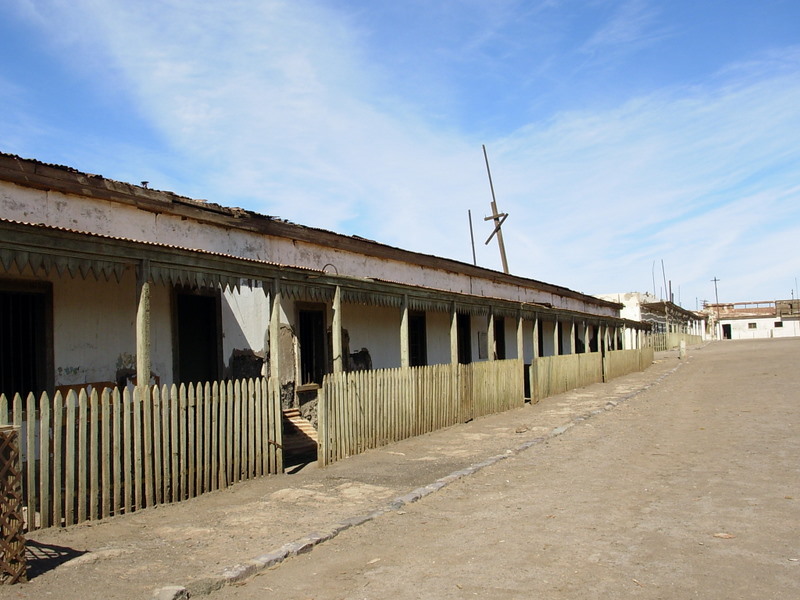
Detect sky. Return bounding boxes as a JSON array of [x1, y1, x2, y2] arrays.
[[2, 0, 800, 308]]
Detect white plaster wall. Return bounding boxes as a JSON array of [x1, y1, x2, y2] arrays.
[[221, 285, 270, 369], [1, 182, 617, 318], [502, 317, 517, 359], [596, 292, 645, 321], [53, 270, 137, 386], [561, 321, 575, 354], [725, 317, 800, 339], [521, 320, 534, 362], [148, 283, 173, 385], [540, 321, 556, 356], [341, 304, 401, 370], [473, 315, 489, 362], [426, 311, 451, 365]]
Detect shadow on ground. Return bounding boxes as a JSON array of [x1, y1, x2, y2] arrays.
[[25, 541, 86, 579]]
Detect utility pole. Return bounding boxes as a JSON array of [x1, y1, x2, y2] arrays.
[[711, 277, 721, 339], [467, 210, 477, 266], [482, 145, 510, 274]]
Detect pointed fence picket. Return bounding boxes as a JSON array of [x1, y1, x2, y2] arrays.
[[0, 377, 281, 533], [318, 360, 525, 466]]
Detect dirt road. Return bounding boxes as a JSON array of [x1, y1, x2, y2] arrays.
[[215, 339, 800, 600]]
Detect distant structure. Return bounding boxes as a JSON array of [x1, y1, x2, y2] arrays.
[[596, 292, 708, 346], [703, 300, 800, 340]]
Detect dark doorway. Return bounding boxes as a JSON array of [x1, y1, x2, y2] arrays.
[[298, 308, 327, 384], [493, 316, 506, 359], [457, 313, 471, 364], [409, 311, 427, 367], [722, 324, 731, 340], [0, 282, 52, 399], [537, 321, 544, 357], [175, 290, 221, 386], [557, 322, 564, 355]]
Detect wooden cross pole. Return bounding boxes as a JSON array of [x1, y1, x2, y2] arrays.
[[482, 144, 510, 274]]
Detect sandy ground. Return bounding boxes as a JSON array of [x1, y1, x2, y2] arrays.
[[215, 338, 800, 600], [1, 339, 797, 599]]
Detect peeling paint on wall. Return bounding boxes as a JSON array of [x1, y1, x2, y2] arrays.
[[227, 348, 264, 380]]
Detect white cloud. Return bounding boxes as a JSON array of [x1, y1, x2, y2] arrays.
[[9, 1, 800, 305]]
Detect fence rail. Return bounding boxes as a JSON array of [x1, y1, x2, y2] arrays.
[[318, 360, 525, 466], [0, 378, 282, 533]]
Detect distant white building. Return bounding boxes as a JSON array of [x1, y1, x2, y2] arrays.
[[706, 300, 800, 340]]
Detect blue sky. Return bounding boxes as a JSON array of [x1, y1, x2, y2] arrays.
[[2, 1, 800, 307]]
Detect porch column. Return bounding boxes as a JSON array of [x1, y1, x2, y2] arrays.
[[487, 310, 496, 361], [269, 280, 282, 383], [400, 295, 410, 368], [135, 260, 151, 391], [532, 315, 539, 359], [568, 320, 575, 354], [552, 319, 559, 356], [332, 286, 343, 374], [597, 323, 604, 353], [450, 304, 459, 365], [516, 313, 524, 362]]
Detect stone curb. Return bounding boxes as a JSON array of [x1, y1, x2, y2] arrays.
[[153, 362, 682, 599]]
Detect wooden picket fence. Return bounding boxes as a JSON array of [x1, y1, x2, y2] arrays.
[[532, 348, 655, 401], [531, 353, 603, 401], [318, 359, 524, 465], [604, 348, 655, 380], [0, 378, 282, 533], [645, 332, 703, 352]]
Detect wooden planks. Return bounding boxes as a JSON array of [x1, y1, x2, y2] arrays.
[[317, 360, 525, 467], [1, 376, 281, 533]]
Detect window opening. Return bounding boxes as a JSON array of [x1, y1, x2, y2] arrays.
[[175, 289, 221, 386]]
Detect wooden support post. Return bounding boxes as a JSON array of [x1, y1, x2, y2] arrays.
[[568, 320, 575, 355], [487, 310, 496, 361], [136, 261, 151, 391], [400, 295, 410, 368], [516, 313, 524, 362], [552, 319, 559, 356], [332, 286, 343, 374], [449, 304, 459, 365], [532, 316, 539, 359], [269, 281, 282, 382]]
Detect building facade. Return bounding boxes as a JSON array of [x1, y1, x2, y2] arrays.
[[706, 300, 800, 340], [0, 153, 646, 405]]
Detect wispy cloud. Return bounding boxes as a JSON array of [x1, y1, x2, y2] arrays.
[[580, 0, 667, 57], [6, 0, 800, 304]]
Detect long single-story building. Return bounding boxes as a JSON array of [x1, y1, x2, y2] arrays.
[[0, 152, 647, 408]]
